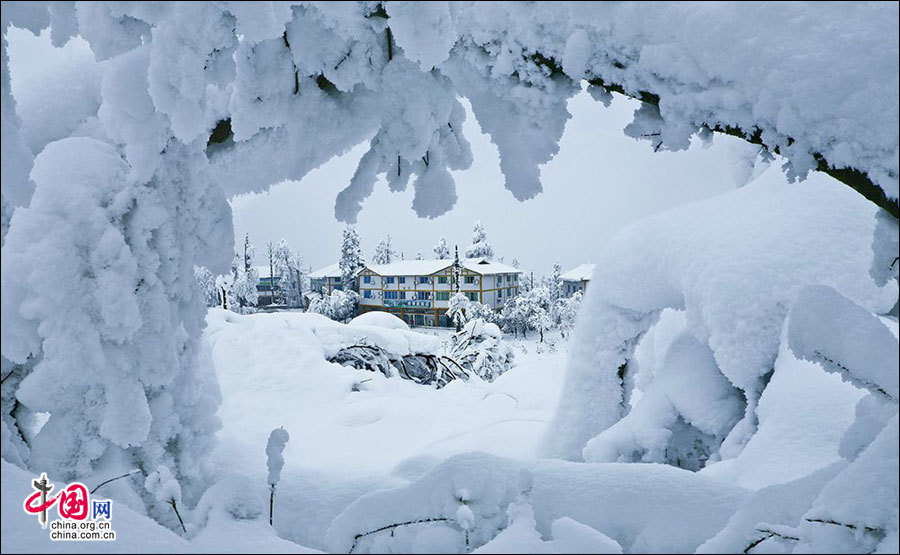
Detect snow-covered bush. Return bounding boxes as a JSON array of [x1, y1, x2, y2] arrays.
[[446, 319, 515, 381], [446, 292, 471, 331], [308, 289, 360, 323], [266, 427, 289, 526], [146, 465, 187, 533]]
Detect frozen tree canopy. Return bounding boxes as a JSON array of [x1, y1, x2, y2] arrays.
[[0, 2, 897, 552]]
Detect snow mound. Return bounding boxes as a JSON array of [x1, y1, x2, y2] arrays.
[[349, 311, 410, 330]]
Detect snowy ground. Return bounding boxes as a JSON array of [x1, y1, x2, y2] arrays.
[[204, 309, 568, 549], [0, 307, 885, 553]]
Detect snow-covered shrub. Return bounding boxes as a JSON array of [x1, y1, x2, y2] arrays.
[[542, 176, 895, 462], [308, 289, 360, 322], [446, 319, 515, 382], [146, 464, 187, 533], [446, 292, 471, 330], [266, 427, 290, 526], [329, 343, 469, 389]]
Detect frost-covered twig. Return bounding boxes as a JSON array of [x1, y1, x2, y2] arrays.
[[349, 517, 453, 553], [169, 499, 187, 534], [805, 518, 881, 533], [90, 469, 141, 495]]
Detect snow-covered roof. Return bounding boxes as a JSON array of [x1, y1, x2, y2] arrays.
[[309, 263, 341, 279], [461, 260, 522, 275], [365, 259, 453, 276], [560, 263, 595, 282], [364, 258, 522, 277]]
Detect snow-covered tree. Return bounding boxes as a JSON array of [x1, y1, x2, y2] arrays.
[[372, 235, 395, 265], [194, 265, 219, 307], [230, 240, 259, 314], [446, 292, 471, 331], [264, 241, 280, 304], [339, 226, 364, 292], [465, 220, 494, 260], [511, 258, 520, 269], [1, 138, 225, 510], [1, 3, 897, 544], [499, 297, 526, 338], [555, 291, 582, 338], [273, 239, 305, 308], [547, 262, 563, 303], [215, 274, 233, 310], [467, 301, 499, 325], [433, 237, 450, 259]]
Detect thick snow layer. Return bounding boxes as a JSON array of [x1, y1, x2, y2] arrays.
[[560, 264, 595, 282], [788, 284, 899, 400], [543, 171, 896, 461], [348, 311, 410, 330], [698, 336, 864, 491], [326, 452, 747, 553]]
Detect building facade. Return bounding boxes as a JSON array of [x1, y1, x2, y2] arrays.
[[309, 263, 344, 294], [357, 258, 521, 327], [560, 263, 595, 296]]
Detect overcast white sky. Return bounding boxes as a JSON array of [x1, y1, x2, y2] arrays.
[[10, 25, 769, 277]]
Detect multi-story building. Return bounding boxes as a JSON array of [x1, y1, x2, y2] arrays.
[[357, 258, 522, 327], [560, 263, 595, 296], [309, 263, 344, 294], [253, 266, 282, 306]]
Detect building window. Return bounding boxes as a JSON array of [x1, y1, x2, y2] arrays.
[[417, 291, 429, 300], [398, 276, 406, 284], [497, 275, 503, 284], [363, 275, 371, 284], [334, 285, 343, 291], [435, 291, 450, 301], [385, 276, 395, 284], [384, 291, 398, 300], [399, 291, 407, 300], [464, 276, 475, 284], [363, 290, 372, 298], [418, 276, 430, 284], [465, 292, 478, 302], [438, 276, 448, 284], [508, 288, 513, 296]]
